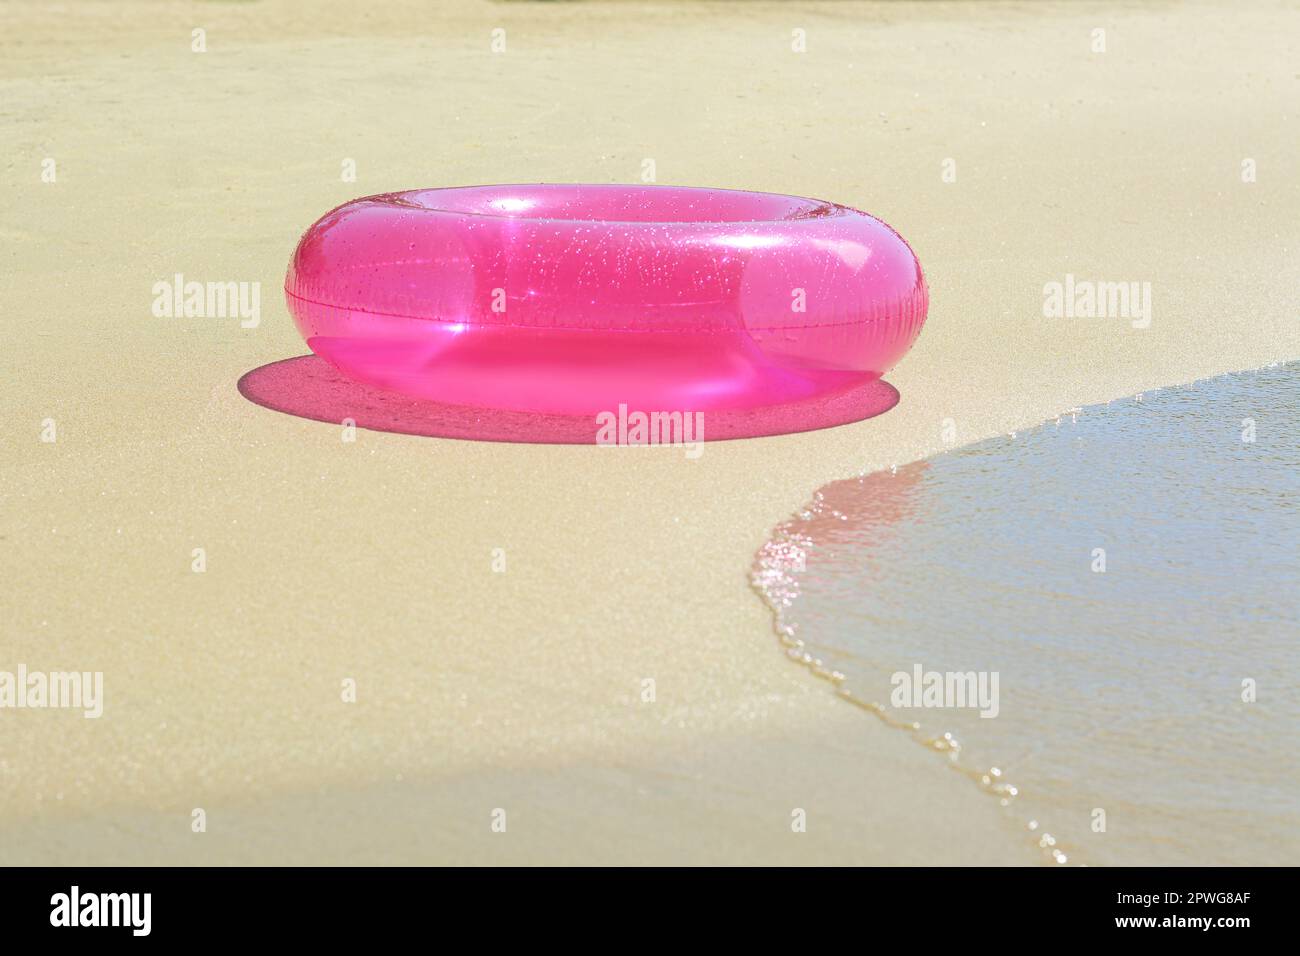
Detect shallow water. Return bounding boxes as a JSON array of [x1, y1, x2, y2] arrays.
[[753, 364, 1300, 865]]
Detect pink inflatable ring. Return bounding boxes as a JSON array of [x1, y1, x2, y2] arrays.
[[285, 184, 927, 416]]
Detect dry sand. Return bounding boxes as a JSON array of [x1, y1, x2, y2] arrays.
[[2, 0, 1297, 864]]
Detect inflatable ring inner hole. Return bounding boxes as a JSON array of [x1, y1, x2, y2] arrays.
[[390, 184, 846, 224]]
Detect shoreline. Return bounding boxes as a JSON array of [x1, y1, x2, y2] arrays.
[[749, 360, 1300, 868]]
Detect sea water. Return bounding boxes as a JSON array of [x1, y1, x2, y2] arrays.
[[753, 364, 1300, 865]]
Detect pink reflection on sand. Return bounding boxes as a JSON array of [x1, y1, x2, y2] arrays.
[[238, 355, 900, 444]]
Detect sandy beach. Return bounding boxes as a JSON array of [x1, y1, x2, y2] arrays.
[[3, 0, 1298, 864]]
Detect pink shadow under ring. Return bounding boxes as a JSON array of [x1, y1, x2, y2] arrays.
[[283, 184, 927, 435], [238, 354, 899, 443]]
